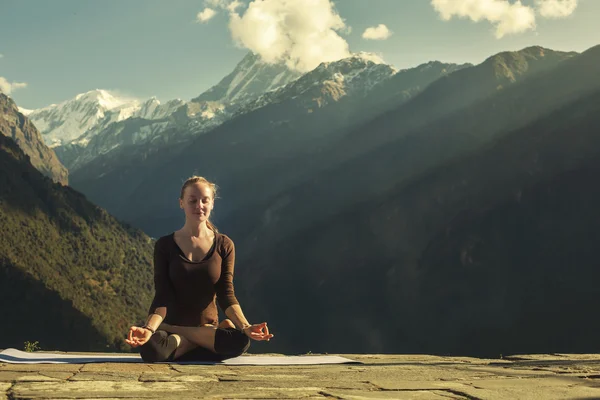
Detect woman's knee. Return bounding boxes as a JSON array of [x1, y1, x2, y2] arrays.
[[214, 328, 251, 357], [139, 330, 178, 363]]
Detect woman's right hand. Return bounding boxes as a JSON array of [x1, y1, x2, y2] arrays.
[[124, 326, 153, 348]]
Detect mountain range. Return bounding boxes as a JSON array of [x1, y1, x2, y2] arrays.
[[67, 46, 575, 237], [24, 90, 185, 148], [25, 52, 304, 174], [220, 44, 600, 355], [64, 53, 465, 229]]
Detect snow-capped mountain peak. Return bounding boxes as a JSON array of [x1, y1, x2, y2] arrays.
[[26, 89, 140, 147], [26, 90, 186, 148], [234, 53, 398, 116], [352, 51, 386, 64], [192, 51, 303, 105], [73, 89, 133, 110], [17, 107, 33, 116], [313, 52, 396, 77]]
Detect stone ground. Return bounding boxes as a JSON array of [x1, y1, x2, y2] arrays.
[[1, 352, 600, 399]]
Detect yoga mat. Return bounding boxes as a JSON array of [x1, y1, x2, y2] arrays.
[[0, 348, 360, 365]]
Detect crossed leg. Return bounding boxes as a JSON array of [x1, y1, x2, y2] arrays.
[[139, 319, 248, 362], [165, 319, 236, 359]]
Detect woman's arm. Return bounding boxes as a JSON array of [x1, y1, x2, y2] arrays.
[[215, 235, 241, 314], [126, 238, 172, 347], [147, 237, 175, 328], [143, 313, 164, 333], [225, 304, 273, 341], [224, 304, 251, 330], [216, 236, 273, 341]]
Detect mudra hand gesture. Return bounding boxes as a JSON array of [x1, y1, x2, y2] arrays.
[[124, 326, 153, 348], [242, 322, 274, 341]]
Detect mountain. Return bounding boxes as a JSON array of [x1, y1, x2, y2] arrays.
[[357, 60, 471, 122], [0, 93, 68, 185], [27, 89, 139, 148], [324, 46, 578, 166], [46, 53, 303, 173], [48, 44, 600, 356], [70, 96, 187, 148], [213, 45, 600, 355], [69, 55, 461, 232], [52, 98, 229, 172], [232, 86, 600, 357], [27, 90, 186, 149], [233, 52, 398, 116], [226, 46, 592, 256], [0, 132, 154, 351], [78, 47, 568, 237], [192, 51, 303, 105]]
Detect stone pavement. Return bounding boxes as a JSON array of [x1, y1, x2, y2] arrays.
[[1, 352, 600, 399]]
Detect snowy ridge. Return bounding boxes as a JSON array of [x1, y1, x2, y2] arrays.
[[27, 89, 184, 148], [135, 97, 186, 120], [235, 52, 397, 116], [193, 52, 303, 105], [65, 120, 173, 171], [17, 107, 33, 116]]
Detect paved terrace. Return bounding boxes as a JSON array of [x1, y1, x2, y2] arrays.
[[1, 352, 600, 399]]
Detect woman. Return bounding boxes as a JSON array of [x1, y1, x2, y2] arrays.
[[125, 176, 273, 362]]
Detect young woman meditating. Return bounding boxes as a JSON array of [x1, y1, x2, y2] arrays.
[[125, 176, 274, 362]]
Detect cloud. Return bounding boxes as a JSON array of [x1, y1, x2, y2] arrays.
[[226, 0, 242, 12], [198, 0, 241, 21], [535, 0, 577, 18], [355, 51, 386, 64], [227, 0, 350, 72], [198, 0, 351, 72], [0, 54, 4, 58], [0, 77, 27, 95], [362, 24, 392, 40], [197, 7, 217, 22], [431, 0, 536, 38]]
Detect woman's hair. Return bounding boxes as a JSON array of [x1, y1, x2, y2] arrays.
[[180, 176, 219, 233]]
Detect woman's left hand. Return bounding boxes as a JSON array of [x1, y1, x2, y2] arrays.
[[243, 322, 274, 341], [124, 326, 153, 348]]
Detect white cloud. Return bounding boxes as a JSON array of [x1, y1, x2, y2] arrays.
[[227, 0, 350, 72], [362, 24, 392, 40], [227, 0, 242, 12], [0, 54, 4, 58], [535, 0, 577, 18], [0, 77, 27, 95], [431, 0, 536, 38], [355, 51, 386, 64], [198, 0, 240, 21], [197, 7, 217, 22]]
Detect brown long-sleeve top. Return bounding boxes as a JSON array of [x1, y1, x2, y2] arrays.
[[148, 232, 240, 327]]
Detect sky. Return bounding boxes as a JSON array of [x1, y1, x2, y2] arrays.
[[1, 0, 599, 109]]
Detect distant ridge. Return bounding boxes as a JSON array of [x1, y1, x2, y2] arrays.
[[0, 93, 68, 185], [0, 132, 154, 351]]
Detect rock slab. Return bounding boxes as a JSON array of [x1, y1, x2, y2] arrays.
[[1, 353, 600, 399]]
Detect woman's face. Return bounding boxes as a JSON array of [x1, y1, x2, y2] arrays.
[[180, 183, 214, 222]]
